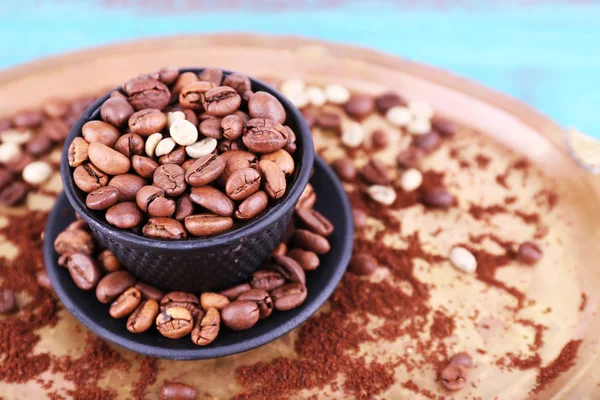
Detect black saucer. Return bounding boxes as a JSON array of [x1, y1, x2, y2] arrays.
[[43, 156, 354, 360]]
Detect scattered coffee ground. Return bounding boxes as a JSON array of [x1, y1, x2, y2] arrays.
[[579, 293, 587, 312], [401, 380, 437, 399], [517, 319, 547, 351], [474, 153, 491, 169], [131, 357, 159, 400], [531, 340, 583, 394], [468, 204, 508, 221]]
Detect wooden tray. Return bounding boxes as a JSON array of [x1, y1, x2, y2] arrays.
[[1, 34, 599, 399]]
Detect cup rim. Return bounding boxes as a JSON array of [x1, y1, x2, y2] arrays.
[[60, 67, 314, 251]]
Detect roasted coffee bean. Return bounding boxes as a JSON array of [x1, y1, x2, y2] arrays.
[[370, 129, 390, 149], [225, 167, 261, 201], [198, 68, 224, 86], [243, 118, 287, 153], [160, 291, 201, 315], [344, 94, 375, 120], [96, 270, 137, 304], [0, 182, 27, 206], [414, 131, 441, 151], [361, 159, 392, 185], [171, 72, 200, 103], [248, 91, 286, 125], [175, 193, 194, 221], [295, 208, 334, 237], [39, 118, 70, 142], [67, 253, 102, 291], [136, 185, 175, 217], [221, 300, 260, 331], [332, 158, 356, 181], [270, 283, 307, 311], [142, 217, 187, 240], [296, 183, 317, 210], [441, 364, 468, 392], [132, 155, 159, 179], [82, 121, 121, 147], [250, 270, 286, 291], [316, 111, 342, 133], [219, 283, 252, 301], [0, 288, 17, 314], [272, 255, 306, 285], [97, 249, 121, 272], [114, 133, 145, 158], [294, 229, 330, 254], [185, 154, 225, 187], [133, 282, 164, 301], [396, 147, 425, 169], [375, 91, 407, 113], [0, 169, 12, 192], [128, 108, 167, 136], [270, 242, 287, 258], [54, 229, 95, 256], [200, 292, 230, 311], [287, 248, 320, 271], [190, 186, 234, 217], [67, 137, 89, 167], [159, 146, 187, 165], [449, 352, 473, 368], [237, 289, 273, 319], [258, 160, 286, 199], [86, 186, 120, 210], [26, 134, 53, 157], [88, 142, 131, 175], [184, 214, 233, 237], [109, 287, 142, 319], [348, 253, 377, 276], [219, 150, 257, 184], [105, 202, 143, 228], [12, 109, 43, 128], [352, 208, 368, 229], [126, 299, 159, 333], [223, 72, 251, 96], [43, 98, 70, 118], [518, 242, 543, 265], [191, 307, 220, 346], [179, 81, 215, 110], [153, 164, 186, 196], [6, 153, 33, 175], [65, 220, 88, 232], [199, 117, 224, 139], [126, 79, 170, 111], [421, 188, 455, 208], [283, 126, 297, 154], [261, 149, 294, 176], [202, 86, 241, 117], [183, 109, 199, 127], [160, 382, 197, 400], [153, 66, 179, 85], [221, 114, 244, 140], [432, 116, 458, 137], [235, 190, 268, 220], [36, 269, 53, 291], [108, 174, 146, 202], [156, 306, 194, 339], [100, 96, 134, 127]]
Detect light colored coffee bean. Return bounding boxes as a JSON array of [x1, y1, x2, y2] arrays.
[[200, 292, 230, 311], [385, 106, 412, 127], [1, 129, 32, 145], [170, 118, 198, 146], [279, 79, 306, 96], [0, 142, 21, 163], [22, 161, 53, 185], [155, 138, 176, 157], [324, 84, 350, 104], [367, 185, 396, 206], [306, 86, 326, 106], [145, 133, 162, 157], [341, 121, 365, 148], [407, 118, 432, 135], [400, 168, 423, 192], [408, 100, 434, 120], [286, 91, 309, 108], [449, 246, 477, 273], [167, 111, 185, 128], [261, 149, 295, 175], [186, 138, 217, 159]]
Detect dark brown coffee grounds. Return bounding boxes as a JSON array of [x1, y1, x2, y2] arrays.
[[468, 204, 508, 221], [341, 358, 397, 400], [531, 340, 583, 394], [401, 380, 438, 399], [579, 293, 587, 312], [474, 153, 491, 169], [131, 357, 159, 400], [517, 319, 546, 351], [504, 196, 517, 205]]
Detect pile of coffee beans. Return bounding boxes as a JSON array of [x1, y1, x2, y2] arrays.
[[69, 67, 300, 238], [54, 179, 332, 345]]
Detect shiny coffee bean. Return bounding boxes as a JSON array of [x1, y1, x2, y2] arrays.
[[413, 131, 441, 152], [190, 186, 234, 217], [40, 118, 69, 141], [219, 150, 257, 184], [371, 129, 390, 149], [223, 72, 251, 96], [184, 214, 233, 237], [294, 229, 330, 254], [12, 109, 42, 128], [100, 95, 134, 127], [296, 183, 317, 210], [184, 154, 225, 187], [126, 299, 159, 333], [261, 149, 294, 176], [375, 91, 406, 113], [449, 352, 473, 368], [221, 300, 260, 331], [160, 382, 197, 400], [108, 174, 146, 202], [248, 91, 286, 124], [258, 160, 286, 199], [43, 98, 69, 118], [202, 86, 241, 117], [36, 269, 53, 291], [82, 121, 121, 147], [86, 186, 120, 210], [243, 118, 288, 153], [126, 79, 170, 111], [250, 270, 286, 291], [0, 288, 17, 314], [174, 193, 194, 221], [191, 307, 220, 346], [88, 142, 131, 175], [159, 146, 187, 165], [287, 248, 320, 271], [109, 287, 142, 319], [283, 125, 297, 154], [221, 114, 244, 140], [0, 182, 27, 206], [160, 291, 201, 316], [198, 68, 224, 86], [344, 94, 375, 120], [200, 292, 230, 311], [270, 283, 307, 311], [136, 185, 176, 217], [179, 81, 214, 110], [156, 306, 194, 339], [396, 147, 425, 169], [361, 159, 392, 185], [235, 190, 268, 220], [295, 208, 334, 237], [237, 289, 273, 319], [316, 111, 342, 133], [97, 249, 121, 272], [270, 242, 287, 258], [199, 117, 224, 139], [171, 71, 199, 103], [68, 137, 89, 167], [421, 188, 455, 208], [432, 116, 459, 137], [105, 202, 143, 229], [54, 228, 95, 256], [114, 133, 145, 158], [134, 282, 165, 301], [441, 364, 468, 392], [225, 167, 261, 201], [518, 242, 543, 265], [128, 108, 167, 136], [332, 158, 356, 181], [67, 253, 102, 291], [219, 283, 252, 301], [96, 270, 137, 304], [131, 155, 159, 179], [272, 255, 306, 285], [73, 163, 109, 193], [153, 164, 186, 196], [142, 217, 187, 240], [349, 253, 377, 276], [27, 134, 53, 157]]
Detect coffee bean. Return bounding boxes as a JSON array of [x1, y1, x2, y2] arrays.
[[134, 282, 164, 301], [370, 129, 390, 149], [88, 142, 131, 175], [22, 161, 53, 186], [190, 186, 234, 217], [421, 188, 455, 208], [67, 253, 102, 291], [221, 114, 244, 140], [136, 185, 176, 217], [270, 283, 307, 311], [199, 117, 224, 139], [155, 138, 177, 158], [375, 91, 406, 113], [441, 364, 468, 392], [324, 83, 351, 104], [185, 138, 217, 159], [154, 66, 179, 85], [43, 98, 70, 118], [109, 287, 142, 319], [114, 133, 145, 158], [191, 307, 220, 346], [36, 269, 53, 291], [344, 94, 375, 120], [0, 169, 12, 192], [385, 105, 412, 127], [160, 383, 197, 400], [294, 229, 330, 254], [160, 291, 201, 316], [250, 270, 286, 291], [261, 149, 294, 176], [449, 246, 477, 274], [237, 289, 273, 319], [200, 292, 230, 311], [131, 155, 159, 179], [126, 79, 170, 111], [409, 100, 434, 120], [396, 147, 425, 169], [225, 167, 261, 201], [97, 249, 121, 272], [296, 183, 317, 210], [0, 142, 21, 164], [12, 109, 43, 128], [332, 158, 356, 181], [184, 154, 225, 187], [171, 72, 200, 103], [219, 283, 252, 301], [68, 137, 89, 167], [361, 159, 392, 185], [449, 352, 473, 368], [287, 248, 320, 271], [153, 164, 186, 196], [7, 153, 33, 175], [283, 126, 297, 154], [40, 118, 70, 142], [54, 229, 95, 256], [108, 174, 146, 202], [258, 160, 286, 199], [128, 108, 167, 136], [518, 242, 543, 265], [105, 202, 143, 229], [26, 134, 53, 157], [407, 119, 432, 136], [156, 306, 194, 339], [96, 270, 137, 304], [86, 186, 120, 210], [144, 133, 163, 157], [184, 214, 233, 237], [414, 131, 441, 152], [431, 116, 458, 137], [270, 242, 287, 259], [159, 146, 187, 165], [223, 72, 251, 96], [101, 96, 134, 128], [219, 150, 257, 184], [82, 121, 121, 147], [316, 111, 342, 133], [341, 121, 365, 148], [221, 300, 259, 331], [349, 253, 377, 276], [142, 217, 187, 240], [126, 299, 159, 333], [201, 86, 241, 117], [243, 118, 287, 153], [198, 68, 224, 86], [248, 91, 286, 125], [235, 190, 268, 220], [272, 255, 306, 285], [170, 119, 199, 146], [367, 185, 396, 206], [0, 288, 17, 314], [179, 81, 215, 110], [175, 193, 194, 221], [0, 182, 27, 206], [295, 208, 334, 237]]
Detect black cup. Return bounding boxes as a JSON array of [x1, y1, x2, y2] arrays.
[[61, 68, 314, 292]]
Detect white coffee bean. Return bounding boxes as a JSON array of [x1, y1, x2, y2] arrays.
[[324, 84, 350, 104], [280, 79, 306, 97], [449, 246, 477, 273], [145, 133, 163, 157], [166, 111, 185, 129], [0, 142, 22, 163], [1, 129, 33, 145], [367, 185, 396, 206], [407, 118, 432, 135], [155, 138, 176, 157], [408, 100, 434, 120], [306, 86, 326, 106], [286, 90, 309, 109], [400, 168, 423, 192], [341, 121, 365, 148], [186, 138, 217, 158], [385, 106, 412, 127], [22, 161, 53, 185], [169, 119, 198, 146]]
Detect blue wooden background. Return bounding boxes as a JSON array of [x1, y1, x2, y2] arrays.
[[1, 1, 598, 137]]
